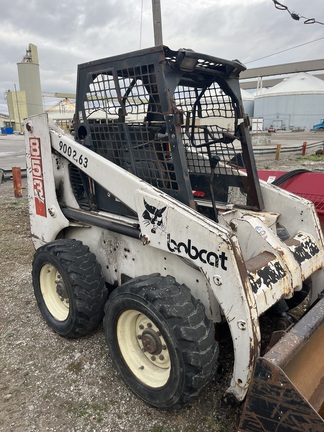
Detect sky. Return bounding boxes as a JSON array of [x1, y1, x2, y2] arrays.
[[0, 0, 323, 113]]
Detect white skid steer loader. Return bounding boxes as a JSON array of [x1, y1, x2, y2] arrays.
[[25, 46, 324, 430]]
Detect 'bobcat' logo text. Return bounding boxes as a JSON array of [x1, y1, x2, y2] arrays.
[[167, 234, 228, 270]]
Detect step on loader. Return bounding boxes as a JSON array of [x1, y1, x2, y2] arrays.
[[25, 45, 324, 430]]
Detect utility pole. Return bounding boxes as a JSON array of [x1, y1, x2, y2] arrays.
[[152, 0, 163, 46]]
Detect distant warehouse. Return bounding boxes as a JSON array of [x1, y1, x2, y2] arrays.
[[253, 73, 324, 131]]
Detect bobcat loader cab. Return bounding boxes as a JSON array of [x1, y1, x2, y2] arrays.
[[25, 46, 324, 427]]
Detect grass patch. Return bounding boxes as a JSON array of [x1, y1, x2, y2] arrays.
[[66, 401, 105, 424], [0, 198, 28, 206], [296, 154, 324, 162]]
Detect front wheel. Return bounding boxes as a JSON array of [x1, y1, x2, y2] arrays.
[[103, 274, 218, 408], [32, 239, 107, 338]]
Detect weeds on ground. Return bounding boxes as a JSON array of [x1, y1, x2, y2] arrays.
[[296, 154, 324, 162]]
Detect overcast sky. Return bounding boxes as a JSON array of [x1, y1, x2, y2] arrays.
[[0, 0, 323, 113]]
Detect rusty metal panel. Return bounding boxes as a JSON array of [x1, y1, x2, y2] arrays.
[[239, 296, 324, 431], [239, 358, 324, 432], [284, 324, 324, 412], [263, 295, 323, 368]]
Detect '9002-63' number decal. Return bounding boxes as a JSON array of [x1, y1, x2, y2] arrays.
[[58, 141, 88, 169]]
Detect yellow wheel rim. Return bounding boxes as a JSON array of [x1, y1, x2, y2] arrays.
[[117, 309, 171, 388], [39, 263, 69, 321]]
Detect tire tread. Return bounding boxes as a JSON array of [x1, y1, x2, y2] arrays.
[[106, 273, 218, 407], [33, 239, 107, 337]]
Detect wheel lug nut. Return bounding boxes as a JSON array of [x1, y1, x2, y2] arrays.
[[151, 356, 156, 361], [147, 322, 152, 328], [159, 355, 164, 361], [139, 324, 144, 330], [162, 345, 167, 350], [137, 335, 142, 340]]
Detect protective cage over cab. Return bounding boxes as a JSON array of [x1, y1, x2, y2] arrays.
[[73, 45, 263, 218]]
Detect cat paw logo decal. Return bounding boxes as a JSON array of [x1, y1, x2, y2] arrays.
[[142, 199, 166, 234]]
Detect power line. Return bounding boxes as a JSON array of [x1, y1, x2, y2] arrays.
[[244, 36, 324, 64], [272, 1, 324, 25]]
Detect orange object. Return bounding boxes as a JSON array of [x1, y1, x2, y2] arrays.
[[12, 167, 22, 198]]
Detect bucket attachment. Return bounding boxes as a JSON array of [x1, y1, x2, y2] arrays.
[[239, 296, 324, 432]]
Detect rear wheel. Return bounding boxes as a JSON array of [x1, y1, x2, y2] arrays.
[[32, 239, 107, 337], [104, 274, 218, 408]]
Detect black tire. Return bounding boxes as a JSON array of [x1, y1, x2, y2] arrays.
[[103, 274, 218, 408], [32, 239, 107, 338]]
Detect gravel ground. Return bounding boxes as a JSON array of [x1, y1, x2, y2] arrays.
[[1, 147, 323, 432]]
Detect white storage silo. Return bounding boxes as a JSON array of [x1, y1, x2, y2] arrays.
[[241, 88, 255, 117], [253, 73, 324, 131], [17, 44, 43, 116]]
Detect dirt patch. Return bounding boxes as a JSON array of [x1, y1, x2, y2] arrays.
[[0, 151, 323, 432]]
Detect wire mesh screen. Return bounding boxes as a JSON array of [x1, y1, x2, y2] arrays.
[[84, 65, 179, 192], [173, 82, 242, 177], [175, 84, 235, 120], [84, 70, 150, 119], [89, 121, 177, 190], [172, 81, 248, 206]]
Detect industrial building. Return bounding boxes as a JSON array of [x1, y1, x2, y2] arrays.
[[253, 72, 324, 131], [3, 43, 76, 133], [6, 90, 28, 133], [45, 98, 75, 131], [4, 43, 43, 133]]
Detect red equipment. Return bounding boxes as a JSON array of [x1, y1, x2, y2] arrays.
[[258, 170, 324, 228]]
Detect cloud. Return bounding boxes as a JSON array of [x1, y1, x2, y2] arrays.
[[0, 0, 323, 113]]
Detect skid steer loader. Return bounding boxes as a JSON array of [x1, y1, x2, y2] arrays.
[[25, 45, 324, 429]]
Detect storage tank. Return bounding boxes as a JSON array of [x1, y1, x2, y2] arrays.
[[253, 73, 324, 131], [17, 44, 43, 116], [241, 89, 254, 117]]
